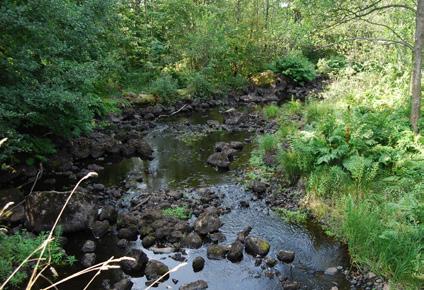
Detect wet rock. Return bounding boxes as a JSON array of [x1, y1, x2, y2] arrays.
[[324, 267, 338, 275], [118, 227, 138, 241], [192, 256, 205, 272], [207, 152, 230, 169], [8, 204, 25, 224], [207, 244, 228, 260], [264, 257, 277, 267], [112, 278, 133, 290], [236, 226, 252, 243], [194, 212, 221, 235], [277, 250, 295, 263], [145, 260, 169, 281], [245, 236, 270, 257], [81, 253, 96, 267], [179, 280, 208, 290], [208, 231, 226, 243], [93, 183, 105, 191], [255, 258, 262, 267], [251, 181, 267, 195], [81, 240, 96, 253], [183, 232, 203, 249], [227, 241, 244, 263], [25, 191, 95, 233], [98, 206, 117, 223], [239, 200, 250, 208], [142, 235, 156, 248], [150, 246, 175, 254], [117, 239, 128, 249], [282, 281, 300, 290], [229, 141, 244, 150], [120, 249, 148, 276], [91, 220, 110, 239]]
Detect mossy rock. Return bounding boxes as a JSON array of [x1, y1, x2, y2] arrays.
[[245, 236, 270, 257]]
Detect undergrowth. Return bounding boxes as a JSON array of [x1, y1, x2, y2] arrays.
[[249, 62, 424, 288]]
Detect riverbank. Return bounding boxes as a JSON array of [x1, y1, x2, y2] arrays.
[[246, 69, 424, 289]]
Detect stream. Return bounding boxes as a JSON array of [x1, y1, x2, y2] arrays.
[[55, 108, 352, 290]]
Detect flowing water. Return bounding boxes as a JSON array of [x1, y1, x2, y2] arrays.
[[28, 108, 352, 289]]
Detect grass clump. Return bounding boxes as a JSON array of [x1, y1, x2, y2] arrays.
[[263, 105, 279, 120], [162, 206, 191, 220], [275, 208, 308, 224]]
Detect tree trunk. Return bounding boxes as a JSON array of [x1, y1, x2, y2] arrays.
[[411, 0, 424, 133]]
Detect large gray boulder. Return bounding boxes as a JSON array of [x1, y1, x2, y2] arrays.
[[179, 280, 208, 290], [120, 249, 148, 276], [25, 191, 95, 233], [145, 260, 169, 281]]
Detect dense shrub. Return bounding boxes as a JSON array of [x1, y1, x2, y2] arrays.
[[272, 54, 316, 83], [0, 0, 123, 162], [148, 75, 179, 104]]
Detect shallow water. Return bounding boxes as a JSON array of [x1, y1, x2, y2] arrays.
[[58, 108, 351, 290]]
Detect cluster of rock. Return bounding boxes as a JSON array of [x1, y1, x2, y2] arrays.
[[207, 141, 244, 170]]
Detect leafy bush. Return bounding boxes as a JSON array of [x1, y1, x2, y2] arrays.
[[186, 72, 215, 98], [148, 75, 179, 104], [272, 53, 316, 83]]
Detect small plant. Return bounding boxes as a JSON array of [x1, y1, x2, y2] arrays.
[[258, 134, 278, 154], [162, 206, 191, 220], [272, 53, 316, 83], [263, 105, 279, 120], [317, 55, 347, 75], [0, 230, 73, 287]]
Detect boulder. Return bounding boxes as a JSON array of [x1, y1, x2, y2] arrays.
[[194, 212, 221, 235], [227, 241, 244, 263], [126, 139, 153, 160], [118, 227, 139, 241], [179, 280, 208, 290], [324, 267, 338, 275], [277, 250, 295, 263], [145, 260, 169, 281], [192, 256, 205, 272], [98, 206, 117, 223], [81, 240, 96, 253], [81, 253, 96, 267], [251, 181, 267, 195], [120, 249, 148, 276], [207, 244, 228, 260], [91, 220, 110, 239], [183, 232, 203, 249], [206, 152, 230, 169], [264, 257, 277, 267], [245, 236, 270, 257], [25, 191, 95, 233], [142, 235, 156, 248]]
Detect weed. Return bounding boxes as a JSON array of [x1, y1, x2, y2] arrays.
[[162, 206, 191, 220]]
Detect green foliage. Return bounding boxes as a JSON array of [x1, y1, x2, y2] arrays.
[[275, 208, 308, 224], [263, 105, 280, 120], [148, 75, 179, 104], [272, 53, 316, 83], [342, 194, 423, 287], [162, 206, 191, 220], [258, 134, 278, 154], [0, 0, 123, 162], [0, 230, 73, 287], [317, 55, 347, 75]]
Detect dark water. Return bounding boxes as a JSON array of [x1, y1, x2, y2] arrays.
[[38, 108, 351, 290]]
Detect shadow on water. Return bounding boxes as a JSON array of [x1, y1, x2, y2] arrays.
[[56, 108, 351, 290]]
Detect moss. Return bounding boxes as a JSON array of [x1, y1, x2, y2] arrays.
[[162, 206, 191, 220]]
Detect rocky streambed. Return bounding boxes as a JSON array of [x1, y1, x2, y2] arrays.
[[1, 100, 385, 289]]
